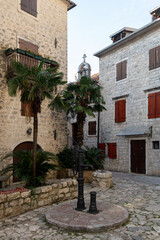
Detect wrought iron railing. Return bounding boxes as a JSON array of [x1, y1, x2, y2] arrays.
[[5, 48, 59, 79]]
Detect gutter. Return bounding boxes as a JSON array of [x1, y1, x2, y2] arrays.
[[94, 18, 160, 57]]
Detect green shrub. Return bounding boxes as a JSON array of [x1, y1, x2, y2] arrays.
[[56, 148, 75, 169], [1, 150, 57, 187], [83, 146, 105, 170]]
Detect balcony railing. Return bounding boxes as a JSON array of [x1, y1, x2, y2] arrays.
[[5, 48, 59, 75]]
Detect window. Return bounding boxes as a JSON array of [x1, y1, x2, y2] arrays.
[[115, 99, 126, 123], [116, 60, 127, 81], [108, 143, 117, 159], [148, 92, 160, 119], [88, 121, 96, 135], [153, 141, 159, 149], [149, 46, 160, 70], [21, 0, 37, 17]]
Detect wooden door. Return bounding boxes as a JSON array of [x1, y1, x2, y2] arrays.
[[131, 140, 146, 174], [13, 142, 41, 182]]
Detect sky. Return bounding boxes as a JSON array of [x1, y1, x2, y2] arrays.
[[68, 0, 160, 82]]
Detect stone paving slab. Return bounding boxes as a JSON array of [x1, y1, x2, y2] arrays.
[[0, 173, 160, 239], [46, 200, 129, 232]]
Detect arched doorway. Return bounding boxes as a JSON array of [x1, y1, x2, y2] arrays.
[[13, 142, 42, 182]]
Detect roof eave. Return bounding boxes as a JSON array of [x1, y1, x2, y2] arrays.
[[94, 19, 160, 58], [64, 0, 76, 11]]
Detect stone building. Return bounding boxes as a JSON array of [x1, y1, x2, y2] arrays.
[[0, 0, 75, 184], [94, 6, 160, 176]]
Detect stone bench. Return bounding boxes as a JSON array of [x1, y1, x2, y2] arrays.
[[92, 170, 112, 189]]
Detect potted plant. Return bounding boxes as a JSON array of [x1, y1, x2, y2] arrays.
[[25, 50, 35, 58], [35, 54, 43, 61], [83, 146, 105, 183], [5, 48, 14, 56], [16, 48, 26, 55], [56, 148, 75, 178]]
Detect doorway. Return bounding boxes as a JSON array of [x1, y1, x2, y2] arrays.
[[13, 142, 41, 182], [131, 140, 146, 174]]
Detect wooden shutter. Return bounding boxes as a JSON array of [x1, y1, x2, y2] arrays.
[[21, 0, 30, 14], [115, 101, 119, 122], [21, 101, 34, 117], [116, 62, 121, 81], [149, 48, 155, 70], [148, 93, 156, 119], [121, 60, 127, 79], [98, 143, 105, 157], [108, 143, 117, 159], [155, 46, 160, 68], [119, 99, 126, 122], [31, 0, 37, 17], [19, 39, 38, 53], [88, 121, 96, 135], [155, 92, 160, 118], [21, 0, 37, 17]]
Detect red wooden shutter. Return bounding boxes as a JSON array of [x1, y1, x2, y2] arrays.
[[149, 48, 155, 70], [98, 143, 105, 157], [88, 121, 96, 135], [148, 93, 156, 119], [155, 46, 160, 68], [116, 62, 121, 81], [115, 101, 119, 122], [21, 0, 30, 14], [121, 60, 127, 79], [119, 99, 126, 122], [108, 143, 117, 159], [155, 92, 160, 118], [31, 0, 37, 17]]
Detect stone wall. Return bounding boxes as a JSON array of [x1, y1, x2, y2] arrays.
[[0, 179, 78, 219], [99, 23, 160, 176], [0, 0, 70, 174]]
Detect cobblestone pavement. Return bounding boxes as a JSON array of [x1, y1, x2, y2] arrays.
[[0, 173, 160, 240]]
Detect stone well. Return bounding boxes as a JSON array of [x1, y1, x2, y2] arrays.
[[92, 170, 112, 189]]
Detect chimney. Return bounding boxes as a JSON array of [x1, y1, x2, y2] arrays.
[[110, 27, 137, 43], [150, 6, 160, 21]]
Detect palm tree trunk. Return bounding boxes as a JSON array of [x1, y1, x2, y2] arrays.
[[33, 112, 38, 178], [77, 113, 86, 149]]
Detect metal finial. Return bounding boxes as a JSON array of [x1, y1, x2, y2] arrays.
[[82, 54, 87, 62]]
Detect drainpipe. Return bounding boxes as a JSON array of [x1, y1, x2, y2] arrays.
[[97, 111, 100, 149]]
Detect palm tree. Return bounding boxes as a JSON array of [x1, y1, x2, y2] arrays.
[[61, 76, 106, 148], [7, 61, 65, 178]]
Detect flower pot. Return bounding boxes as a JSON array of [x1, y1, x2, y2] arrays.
[[35, 55, 43, 61], [16, 48, 26, 55], [5, 48, 14, 56], [25, 51, 35, 58], [44, 58, 51, 64]]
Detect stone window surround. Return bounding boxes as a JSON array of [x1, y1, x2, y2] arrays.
[[115, 58, 128, 82], [17, 0, 39, 21]]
